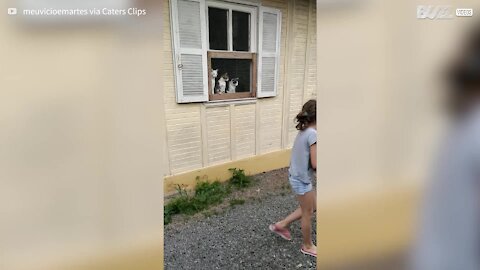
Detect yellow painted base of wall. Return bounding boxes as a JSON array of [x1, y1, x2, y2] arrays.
[[316, 185, 420, 267], [66, 244, 163, 270], [164, 149, 291, 195], [37, 236, 164, 270]]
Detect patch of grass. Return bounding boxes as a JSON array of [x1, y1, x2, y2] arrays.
[[228, 168, 252, 189], [194, 179, 228, 208], [229, 198, 245, 207], [164, 178, 229, 225], [165, 169, 255, 225]]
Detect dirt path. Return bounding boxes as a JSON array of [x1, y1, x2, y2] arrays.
[[164, 168, 317, 270]]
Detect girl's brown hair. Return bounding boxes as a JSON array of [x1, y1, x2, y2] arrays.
[[295, 99, 316, 130]]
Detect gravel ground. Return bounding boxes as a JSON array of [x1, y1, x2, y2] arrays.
[[164, 182, 317, 270]]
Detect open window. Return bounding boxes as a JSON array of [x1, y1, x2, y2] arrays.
[[171, 0, 281, 103], [207, 3, 257, 101]]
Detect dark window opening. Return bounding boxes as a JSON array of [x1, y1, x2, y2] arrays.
[[208, 7, 228, 50], [232, 11, 250, 52], [211, 58, 252, 93]]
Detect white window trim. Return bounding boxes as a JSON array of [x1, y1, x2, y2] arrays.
[[205, 1, 258, 53], [170, 0, 281, 104], [170, 0, 209, 103], [204, 98, 257, 107], [257, 6, 281, 98]]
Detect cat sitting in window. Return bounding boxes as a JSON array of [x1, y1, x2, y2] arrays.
[[211, 69, 218, 94], [215, 73, 229, 94], [227, 78, 239, 93]]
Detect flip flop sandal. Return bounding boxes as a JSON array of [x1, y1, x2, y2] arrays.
[[300, 246, 317, 257], [269, 224, 292, 241]]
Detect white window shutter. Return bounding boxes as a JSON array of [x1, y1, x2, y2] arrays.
[[258, 7, 281, 98], [171, 0, 208, 103]]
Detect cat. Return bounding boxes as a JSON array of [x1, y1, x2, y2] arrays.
[[227, 78, 239, 93], [215, 73, 229, 94], [211, 69, 218, 94]]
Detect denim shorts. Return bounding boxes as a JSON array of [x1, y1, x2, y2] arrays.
[[289, 178, 312, 195]]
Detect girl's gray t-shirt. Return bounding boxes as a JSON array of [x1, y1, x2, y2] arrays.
[[288, 127, 317, 184]]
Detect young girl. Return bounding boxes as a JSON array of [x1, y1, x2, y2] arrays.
[[269, 99, 317, 257]]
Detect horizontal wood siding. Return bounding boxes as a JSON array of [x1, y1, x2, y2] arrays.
[[234, 104, 256, 158], [304, 0, 317, 101], [287, 0, 310, 148], [164, 0, 203, 174], [259, 0, 288, 153], [206, 106, 232, 165]]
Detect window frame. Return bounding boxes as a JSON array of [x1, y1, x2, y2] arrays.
[[206, 1, 258, 101], [206, 1, 257, 53], [208, 51, 257, 100]]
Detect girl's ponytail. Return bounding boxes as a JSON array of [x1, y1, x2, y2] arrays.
[[295, 99, 316, 130]]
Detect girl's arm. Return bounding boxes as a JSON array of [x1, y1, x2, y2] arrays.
[[310, 143, 317, 171]]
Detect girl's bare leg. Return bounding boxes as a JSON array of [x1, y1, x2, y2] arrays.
[[298, 190, 316, 250], [275, 207, 302, 229]]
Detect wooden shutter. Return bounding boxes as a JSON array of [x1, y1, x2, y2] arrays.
[[171, 0, 208, 103], [257, 7, 281, 98]]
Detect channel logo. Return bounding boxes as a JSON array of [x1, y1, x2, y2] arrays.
[[456, 8, 474, 17], [417, 5, 454, 19], [8, 8, 17, 15]]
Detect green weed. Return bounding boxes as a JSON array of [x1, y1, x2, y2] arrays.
[[164, 179, 228, 225], [165, 169, 254, 225], [228, 168, 252, 188]]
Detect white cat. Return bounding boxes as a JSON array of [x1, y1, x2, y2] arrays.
[[211, 69, 218, 94], [215, 73, 229, 94], [227, 78, 239, 93]]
